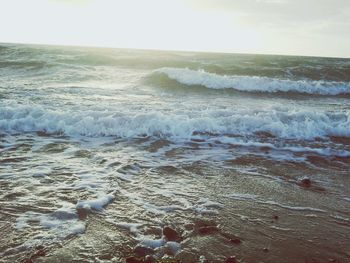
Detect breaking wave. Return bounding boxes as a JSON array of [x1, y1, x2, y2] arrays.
[[1, 102, 349, 140], [151, 68, 350, 96]]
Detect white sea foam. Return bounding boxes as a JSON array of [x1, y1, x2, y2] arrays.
[[76, 193, 115, 211], [216, 137, 350, 157], [138, 238, 166, 249], [16, 204, 85, 238], [228, 193, 326, 213], [194, 198, 223, 214], [261, 200, 326, 213], [155, 68, 350, 95], [116, 222, 143, 235], [1, 102, 349, 140], [136, 238, 181, 256], [227, 193, 258, 201], [344, 197, 350, 202]]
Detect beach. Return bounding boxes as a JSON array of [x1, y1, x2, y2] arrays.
[[0, 43, 350, 263]]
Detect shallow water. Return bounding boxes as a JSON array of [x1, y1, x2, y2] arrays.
[[0, 43, 350, 263]]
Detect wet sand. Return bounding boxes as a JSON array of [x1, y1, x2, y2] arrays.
[[1, 136, 350, 263]]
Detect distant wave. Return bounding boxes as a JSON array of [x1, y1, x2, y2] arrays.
[[1, 102, 349, 141], [151, 68, 350, 96]]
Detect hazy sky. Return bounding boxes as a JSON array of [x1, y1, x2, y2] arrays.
[[1, 0, 349, 57]]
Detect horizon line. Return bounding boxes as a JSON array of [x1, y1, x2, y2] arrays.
[[1, 40, 349, 60]]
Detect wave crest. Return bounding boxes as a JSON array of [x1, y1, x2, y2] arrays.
[[1, 103, 349, 140], [152, 68, 350, 96]]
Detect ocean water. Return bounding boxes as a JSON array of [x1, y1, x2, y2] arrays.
[[0, 43, 350, 262]]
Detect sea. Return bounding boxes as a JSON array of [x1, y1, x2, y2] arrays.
[[0, 43, 350, 263]]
